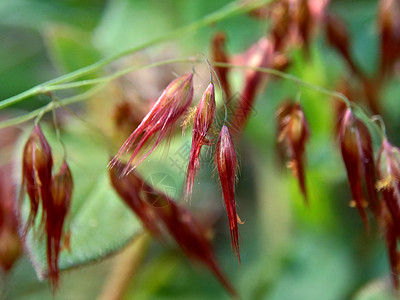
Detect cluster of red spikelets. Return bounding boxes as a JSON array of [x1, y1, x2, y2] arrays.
[[274, 99, 400, 289], [20, 125, 72, 289], [109, 71, 243, 265], [275, 98, 400, 288], [109, 73, 194, 176]]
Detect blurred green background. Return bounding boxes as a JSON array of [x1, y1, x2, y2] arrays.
[[1, 0, 399, 299]]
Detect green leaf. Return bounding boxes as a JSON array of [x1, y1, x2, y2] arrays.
[[44, 24, 102, 79]]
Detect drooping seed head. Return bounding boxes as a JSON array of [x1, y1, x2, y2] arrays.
[[21, 124, 53, 234], [270, 0, 290, 51], [277, 101, 310, 203], [382, 207, 400, 289], [325, 13, 363, 78], [0, 164, 22, 272], [155, 197, 238, 298], [109, 165, 161, 238], [185, 83, 216, 199], [377, 139, 400, 237], [339, 109, 380, 229], [231, 38, 273, 134], [292, 0, 313, 55], [109, 73, 194, 175], [215, 125, 242, 263], [46, 161, 73, 289], [211, 32, 231, 99], [378, 0, 400, 76]]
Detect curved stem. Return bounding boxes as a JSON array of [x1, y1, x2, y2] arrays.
[[371, 115, 387, 140], [0, 58, 359, 129], [211, 61, 352, 108], [0, 85, 104, 130], [202, 55, 229, 123], [0, 0, 271, 110], [44, 58, 197, 92]]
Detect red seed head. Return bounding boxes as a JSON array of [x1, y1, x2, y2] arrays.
[[215, 125, 242, 263], [21, 125, 53, 233], [46, 161, 73, 289], [109, 73, 194, 175], [270, 0, 291, 51], [339, 109, 379, 229], [155, 198, 238, 298], [211, 32, 231, 99], [109, 162, 237, 297], [0, 164, 22, 272], [231, 38, 273, 134], [378, 0, 400, 76], [325, 14, 363, 78], [161, 73, 194, 112], [325, 14, 351, 60], [51, 162, 73, 210], [194, 83, 216, 134], [277, 102, 310, 203], [383, 212, 400, 289], [292, 0, 313, 55], [377, 140, 400, 237], [185, 83, 216, 198], [109, 165, 161, 238]]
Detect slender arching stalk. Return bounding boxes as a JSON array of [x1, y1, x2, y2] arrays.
[[0, 59, 360, 132], [0, 0, 271, 111]]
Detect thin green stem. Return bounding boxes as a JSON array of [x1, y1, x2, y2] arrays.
[[51, 97, 67, 159], [0, 57, 359, 129], [371, 115, 387, 140], [0, 0, 271, 110], [44, 58, 197, 92], [0, 85, 104, 129], [201, 55, 228, 123], [211, 61, 352, 107]]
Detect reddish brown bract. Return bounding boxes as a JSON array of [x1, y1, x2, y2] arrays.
[[277, 102, 310, 203], [185, 83, 216, 199], [376, 139, 400, 288], [0, 164, 22, 272], [211, 32, 231, 99], [21, 124, 53, 234], [231, 38, 273, 134], [156, 198, 237, 298], [109, 166, 161, 238], [339, 109, 379, 229], [325, 14, 363, 79], [215, 125, 242, 263], [47, 161, 73, 289], [109, 163, 237, 297], [378, 0, 400, 77], [109, 73, 194, 175], [377, 140, 400, 236]]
